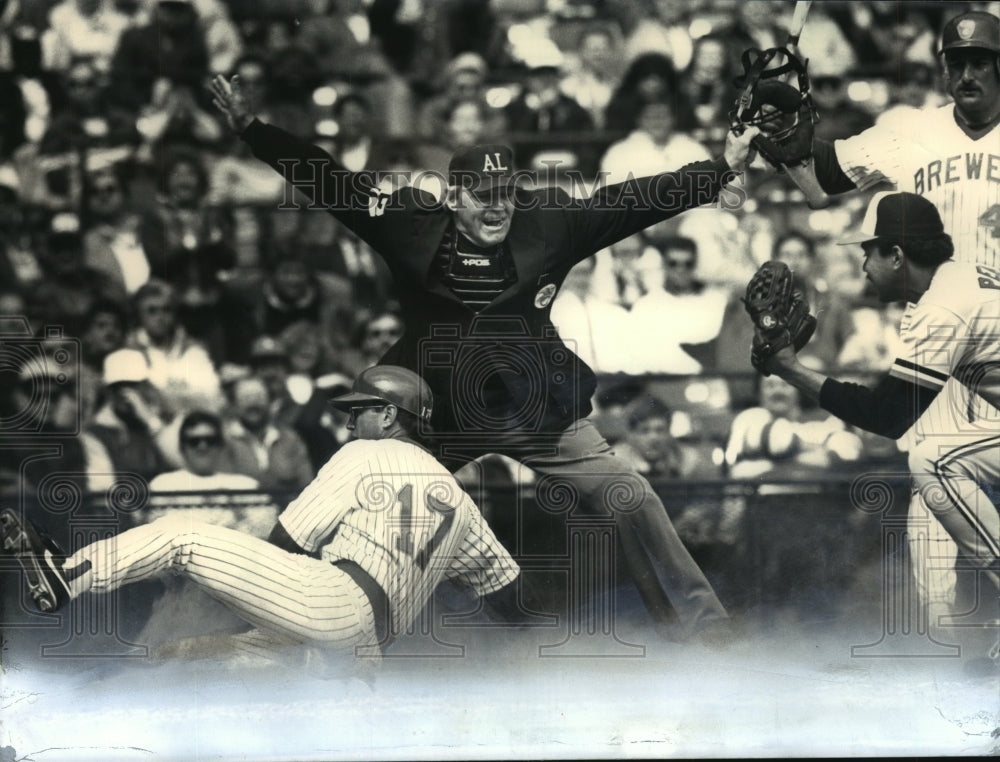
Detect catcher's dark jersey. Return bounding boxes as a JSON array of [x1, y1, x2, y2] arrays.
[[242, 120, 735, 446]]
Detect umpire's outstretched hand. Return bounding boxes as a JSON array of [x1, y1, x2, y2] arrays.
[[210, 75, 255, 135], [724, 125, 761, 172]]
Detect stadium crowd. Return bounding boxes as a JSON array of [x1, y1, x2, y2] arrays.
[[0, 0, 970, 547]]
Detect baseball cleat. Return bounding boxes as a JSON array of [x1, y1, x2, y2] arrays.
[[0, 509, 73, 612]]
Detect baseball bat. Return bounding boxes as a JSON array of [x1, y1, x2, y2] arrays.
[[782, 0, 831, 210], [787, 0, 812, 47]]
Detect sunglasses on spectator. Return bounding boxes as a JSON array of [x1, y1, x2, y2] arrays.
[[183, 435, 222, 448], [666, 259, 695, 270], [366, 327, 402, 338]]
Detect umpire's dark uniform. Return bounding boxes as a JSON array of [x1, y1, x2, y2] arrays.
[[242, 120, 735, 636]]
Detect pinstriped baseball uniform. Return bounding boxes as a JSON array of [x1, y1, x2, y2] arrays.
[[61, 437, 519, 658], [894, 261, 1000, 587], [834, 103, 1000, 614], [279, 438, 519, 638], [835, 104, 1000, 266]]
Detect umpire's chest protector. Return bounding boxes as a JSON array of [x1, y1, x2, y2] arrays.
[[373, 189, 594, 434]]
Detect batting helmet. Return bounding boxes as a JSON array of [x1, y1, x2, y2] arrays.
[[940, 11, 1000, 55], [329, 365, 433, 424]]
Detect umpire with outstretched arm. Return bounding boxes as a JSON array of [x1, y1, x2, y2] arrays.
[[210, 74, 760, 641]]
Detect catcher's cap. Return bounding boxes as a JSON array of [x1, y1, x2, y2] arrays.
[[448, 143, 516, 195], [839, 192, 945, 245], [940, 11, 1000, 55], [329, 365, 433, 424]]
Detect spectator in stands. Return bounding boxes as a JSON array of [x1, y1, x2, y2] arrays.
[[416, 51, 504, 141], [30, 211, 126, 327], [41, 0, 130, 73], [109, 0, 210, 115], [140, 146, 229, 274], [188, 0, 243, 76], [295, 0, 414, 136], [323, 91, 400, 173], [599, 98, 710, 185], [605, 52, 693, 136], [77, 297, 128, 422], [560, 26, 622, 130], [86, 347, 173, 485], [550, 256, 634, 375], [630, 235, 729, 374], [809, 73, 875, 143], [0, 168, 41, 291], [724, 372, 862, 480], [139, 147, 235, 350], [336, 309, 405, 377], [126, 279, 222, 417], [587, 232, 659, 310], [39, 57, 139, 157], [246, 335, 339, 473], [415, 97, 497, 184], [224, 51, 311, 141], [82, 165, 148, 295], [504, 55, 595, 172], [220, 374, 313, 493], [149, 410, 258, 493], [613, 395, 714, 480], [678, 34, 735, 137], [226, 248, 351, 366], [134, 68, 224, 149], [2, 353, 115, 545], [620, 0, 693, 68]]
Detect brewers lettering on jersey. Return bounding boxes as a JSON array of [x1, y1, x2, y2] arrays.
[[0, 367, 521, 662], [809, 9, 1000, 630]]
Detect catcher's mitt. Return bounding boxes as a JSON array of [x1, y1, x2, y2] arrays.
[[730, 47, 819, 168], [743, 260, 816, 375]]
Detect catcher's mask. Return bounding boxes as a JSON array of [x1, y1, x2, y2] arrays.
[[729, 47, 818, 141]]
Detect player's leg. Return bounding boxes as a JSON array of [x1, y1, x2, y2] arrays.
[[6, 512, 376, 651], [906, 489, 959, 632], [909, 439, 1000, 593], [517, 419, 728, 637]]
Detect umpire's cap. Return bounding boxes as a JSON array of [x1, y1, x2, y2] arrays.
[[448, 143, 516, 194], [940, 11, 1000, 54], [329, 365, 432, 424]]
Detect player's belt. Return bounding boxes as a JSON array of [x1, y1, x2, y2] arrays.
[[332, 559, 390, 648]]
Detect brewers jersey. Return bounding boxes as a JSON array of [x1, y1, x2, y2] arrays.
[[279, 438, 520, 637], [836, 103, 1000, 267], [889, 260, 1000, 438]]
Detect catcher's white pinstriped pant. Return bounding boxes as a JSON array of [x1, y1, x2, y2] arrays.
[[65, 515, 380, 655]]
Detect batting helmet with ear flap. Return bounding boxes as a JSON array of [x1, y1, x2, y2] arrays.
[[329, 365, 433, 424]]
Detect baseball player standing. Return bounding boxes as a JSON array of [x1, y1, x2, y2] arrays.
[[808, 10, 1000, 632], [1, 366, 523, 661], [752, 191, 1000, 658], [208, 73, 760, 643]]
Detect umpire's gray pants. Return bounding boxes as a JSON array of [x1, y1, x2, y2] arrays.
[[501, 419, 728, 635]]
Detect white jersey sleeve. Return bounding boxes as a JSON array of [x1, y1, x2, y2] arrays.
[[888, 300, 967, 392]]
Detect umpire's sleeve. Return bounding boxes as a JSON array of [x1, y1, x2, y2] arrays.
[[239, 119, 391, 245], [564, 157, 738, 259]]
